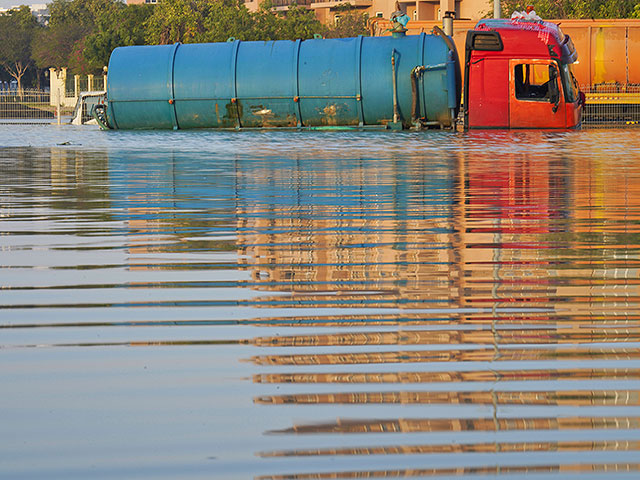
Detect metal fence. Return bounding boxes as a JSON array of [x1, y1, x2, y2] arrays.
[[0, 89, 72, 123], [582, 84, 640, 128]]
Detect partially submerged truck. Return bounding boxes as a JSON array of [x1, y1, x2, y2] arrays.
[[465, 19, 584, 129], [95, 17, 583, 130]]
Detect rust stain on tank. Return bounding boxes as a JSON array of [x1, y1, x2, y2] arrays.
[[323, 105, 337, 116], [322, 104, 339, 126]]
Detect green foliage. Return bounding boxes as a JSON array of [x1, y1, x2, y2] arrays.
[[500, 0, 640, 18], [322, 3, 369, 38], [270, 3, 323, 40], [32, 0, 152, 74], [32, 0, 122, 73], [144, 0, 211, 44], [0, 6, 40, 91], [83, 4, 154, 71], [145, 0, 322, 44], [144, 0, 255, 44], [200, 0, 257, 42]]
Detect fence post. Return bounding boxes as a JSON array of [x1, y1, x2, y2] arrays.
[[57, 87, 61, 125], [74, 75, 79, 101], [49, 68, 61, 107], [88, 74, 94, 92]]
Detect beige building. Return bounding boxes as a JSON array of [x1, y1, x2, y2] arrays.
[[127, 0, 490, 25], [242, 0, 491, 24]]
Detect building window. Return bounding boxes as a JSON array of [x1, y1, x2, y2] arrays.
[[375, 11, 383, 17]]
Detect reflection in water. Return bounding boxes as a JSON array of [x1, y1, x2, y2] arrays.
[[260, 440, 640, 456], [255, 390, 640, 406], [255, 368, 640, 384], [1, 131, 640, 479], [265, 416, 640, 434], [255, 464, 640, 479]]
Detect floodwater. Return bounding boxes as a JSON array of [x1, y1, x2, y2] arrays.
[[1, 124, 640, 479]]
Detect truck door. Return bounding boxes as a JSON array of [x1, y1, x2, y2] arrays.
[[509, 60, 565, 129]]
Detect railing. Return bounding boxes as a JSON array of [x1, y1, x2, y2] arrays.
[[0, 89, 57, 122], [271, 0, 314, 6], [582, 84, 640, 128], [65, 77, 76, 97], [66, 76, 93, 97]]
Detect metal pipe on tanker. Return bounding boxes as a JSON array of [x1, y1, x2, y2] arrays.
[[443, 11, 454, 36], [494, 0, 501, 18], [391, 50, 399, 124]]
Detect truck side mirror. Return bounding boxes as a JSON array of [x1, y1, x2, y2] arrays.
[[549, 67, 560, 112]]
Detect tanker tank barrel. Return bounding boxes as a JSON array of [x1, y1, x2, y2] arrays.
[[100, 34, 461, 131]]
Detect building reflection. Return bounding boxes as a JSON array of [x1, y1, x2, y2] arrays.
[[94, 136, 640, 314], [3, 141, 640, 478], [232, 142, 640, 312], [223, 141, 640, 477], [255, 463, 640, 479], [261, 439, 640, 457], [96, 141, 640, 476], [265, 416, 640, 435]]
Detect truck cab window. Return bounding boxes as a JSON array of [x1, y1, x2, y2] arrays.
[[514, 64, 555, 101]]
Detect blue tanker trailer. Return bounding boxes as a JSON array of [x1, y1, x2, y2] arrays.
[[96, 30, 461, 130]]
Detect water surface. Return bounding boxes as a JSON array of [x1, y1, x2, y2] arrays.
[[1, 125, 640, 479]]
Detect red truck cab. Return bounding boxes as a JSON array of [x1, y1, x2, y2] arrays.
[[464, 19, 583, 129]]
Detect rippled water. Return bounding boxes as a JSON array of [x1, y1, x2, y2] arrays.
[[1, 125, 640, 479]]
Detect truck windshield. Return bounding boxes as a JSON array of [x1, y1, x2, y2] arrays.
[[560, 64, 580, 103]]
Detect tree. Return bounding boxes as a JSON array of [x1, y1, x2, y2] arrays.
[[32, 0, 123, 74], [200, 0, 259, 42], [322, 3, 368, 38], [83, 4, 154, 71], [0, 6, 40, 94], [144, 0, 252, 44], [145, 0, 321, 44], [251, 1, 322, 41], [272, 3, 323, 40]]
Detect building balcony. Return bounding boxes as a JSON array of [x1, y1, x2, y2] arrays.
[[309, 0, 372, 9], [270, 0, 314, 6]]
